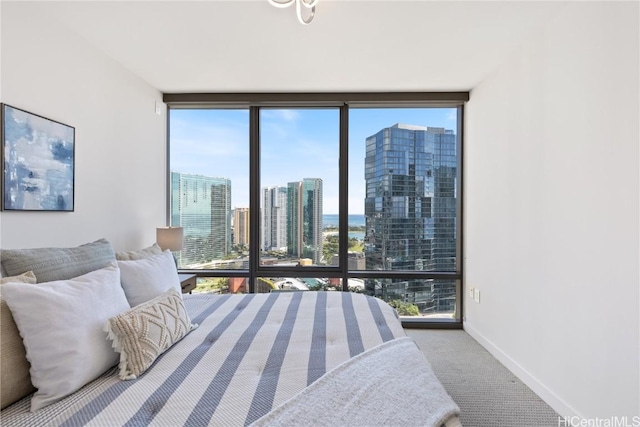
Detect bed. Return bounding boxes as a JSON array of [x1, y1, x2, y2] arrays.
[[0, 240, 461, 427]]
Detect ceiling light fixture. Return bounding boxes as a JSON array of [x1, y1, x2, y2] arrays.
[[268, 0, 318, 25]]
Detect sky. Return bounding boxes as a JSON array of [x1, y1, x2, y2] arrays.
[[170, 107, 457, 214]]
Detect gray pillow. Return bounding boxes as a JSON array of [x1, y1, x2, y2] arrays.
[[115, 243, 163, 261], [0, 239, 116, 283], [0, 271, 37, 409]]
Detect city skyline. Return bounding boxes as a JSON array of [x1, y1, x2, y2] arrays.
[[171, 120, 458, 312], [261, 178, 325, 260], [169, 108, 457, 214], [169, 121, 458, 313]]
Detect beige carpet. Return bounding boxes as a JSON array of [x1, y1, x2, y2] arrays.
[[405, 329, 560, 427]]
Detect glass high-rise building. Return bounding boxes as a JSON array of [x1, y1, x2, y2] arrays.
[[171, 172, 232, 267], [286, 178, 323, 264], [261, 186, 288, 251], [286, 182, 301, 258], [364, 124, 456, 313]]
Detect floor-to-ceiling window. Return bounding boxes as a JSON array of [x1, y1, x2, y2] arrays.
[[166, 93, 466, 326]]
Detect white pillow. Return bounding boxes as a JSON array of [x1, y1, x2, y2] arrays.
[[1, 264, 130, 411], [117, 250, 182, 307]]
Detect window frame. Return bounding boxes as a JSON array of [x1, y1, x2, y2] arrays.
[[164, 92, 468, 328]]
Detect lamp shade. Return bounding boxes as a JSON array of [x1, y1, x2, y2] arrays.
[[156, 227, 184, 251]]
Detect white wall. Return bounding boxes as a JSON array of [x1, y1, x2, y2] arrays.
[[0, 2, 166, 251], [464, 1, 639, 420]]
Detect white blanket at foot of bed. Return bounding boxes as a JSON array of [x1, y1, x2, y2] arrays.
[[250, 336, 461, 427]]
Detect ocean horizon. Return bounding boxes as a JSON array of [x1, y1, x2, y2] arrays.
[[323, 214, 365, 227]]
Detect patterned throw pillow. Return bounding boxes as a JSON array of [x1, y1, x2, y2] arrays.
[[106, 288, 197, 380]]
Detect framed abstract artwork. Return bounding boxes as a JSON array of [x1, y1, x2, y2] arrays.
[[1, 104, 75, 211]]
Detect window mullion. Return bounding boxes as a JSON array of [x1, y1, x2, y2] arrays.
[[339, 104, 349, 290], [248, 106, 260, 293]]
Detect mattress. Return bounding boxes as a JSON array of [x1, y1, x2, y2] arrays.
[[0, 291, 460, 426]]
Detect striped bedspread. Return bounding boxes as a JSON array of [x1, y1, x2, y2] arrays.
[[1, 291, 410, 426]]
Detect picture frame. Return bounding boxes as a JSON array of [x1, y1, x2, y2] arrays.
[[1, 104, 75, 211]]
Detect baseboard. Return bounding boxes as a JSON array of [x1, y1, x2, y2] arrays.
[[463, 321, 584, 423]]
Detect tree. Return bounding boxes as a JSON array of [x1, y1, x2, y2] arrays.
[[322, 235, 339, 263], [348, 237, 364, 252], [387, 299, 420, 316], [194, 277, 229, 294]]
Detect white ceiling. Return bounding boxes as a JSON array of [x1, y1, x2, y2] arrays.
[[22, 1, 569, 94]]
